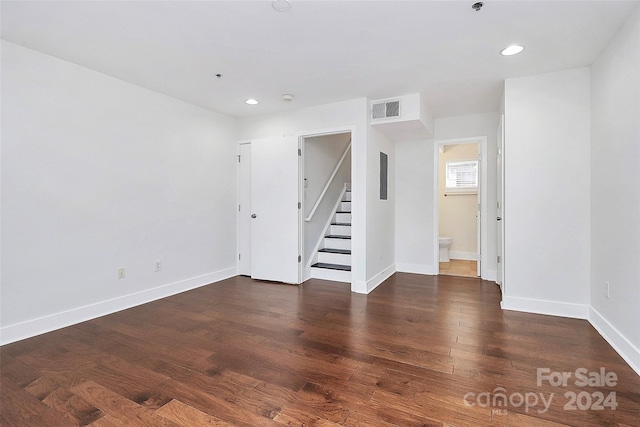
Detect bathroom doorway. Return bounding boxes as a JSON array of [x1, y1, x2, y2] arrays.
[[433, 137, 487, 278]]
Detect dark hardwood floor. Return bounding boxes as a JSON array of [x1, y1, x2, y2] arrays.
[[1, 274, 639, 426]]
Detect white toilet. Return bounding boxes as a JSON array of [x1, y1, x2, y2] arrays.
[[439, 237, 453, 262]]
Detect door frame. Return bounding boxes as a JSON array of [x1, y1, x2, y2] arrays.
[[296, 125, 358, 289], [496, 114, 505, 293], [237, 141, 252, 276], [299, 129, 353, 282], [433, 136, 488, 278]]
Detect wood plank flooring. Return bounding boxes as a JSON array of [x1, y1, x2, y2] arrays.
[[439, 260, 478, 278], [1, 274, 639, 426]]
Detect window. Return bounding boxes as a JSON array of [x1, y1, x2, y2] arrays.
[[446, 160, 478, 189]]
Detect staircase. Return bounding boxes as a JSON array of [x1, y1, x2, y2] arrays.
[[310, 188, 351, 282]]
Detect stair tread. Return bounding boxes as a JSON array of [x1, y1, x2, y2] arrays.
[[312, 262, 351, 271], [313, 191, 352, 274], [318, 248, 351, 254]]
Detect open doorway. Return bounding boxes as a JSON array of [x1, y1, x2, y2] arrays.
[[438, 142, 479, 277], [433, 136, 488, 278], [301, 131, 352, 283]]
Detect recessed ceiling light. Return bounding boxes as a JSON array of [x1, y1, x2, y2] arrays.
[[245, 99, 259, 105], [272, 0, 292, 12], [501, 45, 525, 56]]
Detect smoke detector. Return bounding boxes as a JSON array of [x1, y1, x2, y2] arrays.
[[272, 0, 292, 12], [472, 2, 483, 12], [281, 94, 294, 102]]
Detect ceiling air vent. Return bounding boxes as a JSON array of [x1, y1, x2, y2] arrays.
[[371, 100, 400, 120]]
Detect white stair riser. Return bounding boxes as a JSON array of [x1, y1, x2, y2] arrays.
[[317, 252, 351, 265], [330, 225, 351, 236], [324, 237, 351, 250], [339, 201, 351, 211], [343, 191, 351, 202], [334, 213, 351, 223], [310, 267, 351, 283]]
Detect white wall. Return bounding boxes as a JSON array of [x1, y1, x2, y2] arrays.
[[303, 133, 351, 217], [395, 139, 435, 274], [590, 6, 640, 372], [503, 68, 591, 317], [1, 41, 238, 343], [238, 98, 369, 292], [238, 99, 367, 142], [238, 99, 397, 294], [365, 127, 395, 292]]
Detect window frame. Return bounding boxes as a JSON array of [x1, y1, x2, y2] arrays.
[[445, 159, 479, 192]]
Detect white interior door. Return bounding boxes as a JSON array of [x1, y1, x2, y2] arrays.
[[496, 115, 505, 289], [250, 136, 300, 284], [238, 143, 251, 276]]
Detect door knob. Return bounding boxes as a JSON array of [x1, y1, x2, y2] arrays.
[[497, 217, 502, 221], [251, 214, 257, 218]]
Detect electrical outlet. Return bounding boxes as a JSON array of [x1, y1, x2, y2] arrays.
[[155, 260, 161, 272], [118, 267, 125, 279], [604, 281, 610, 299]]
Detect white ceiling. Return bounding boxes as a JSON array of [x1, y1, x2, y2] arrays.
[[2, 1, 637, 118]]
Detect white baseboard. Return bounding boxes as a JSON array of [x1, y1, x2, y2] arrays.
[[367, 264, 396, 293], [482, 268, 497, 282], [589, 307, 640, 376], [395, 263, 435, 275], [0, 267, 237, 346], [302, 267, 312, 283], [501, 297, 639, 377], [501, 296, 589, 319], [352, 280, 368, 294], [449, 251, 478, 261]]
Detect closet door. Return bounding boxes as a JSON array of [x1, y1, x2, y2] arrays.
[[238, 143, 251, 276], [250, 136, 300, 284]]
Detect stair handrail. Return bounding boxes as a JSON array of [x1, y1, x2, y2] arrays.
[[305, 141, 351, 222]]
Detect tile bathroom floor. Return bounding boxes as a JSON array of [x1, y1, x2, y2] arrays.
[[439, 259, 478, 277]]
